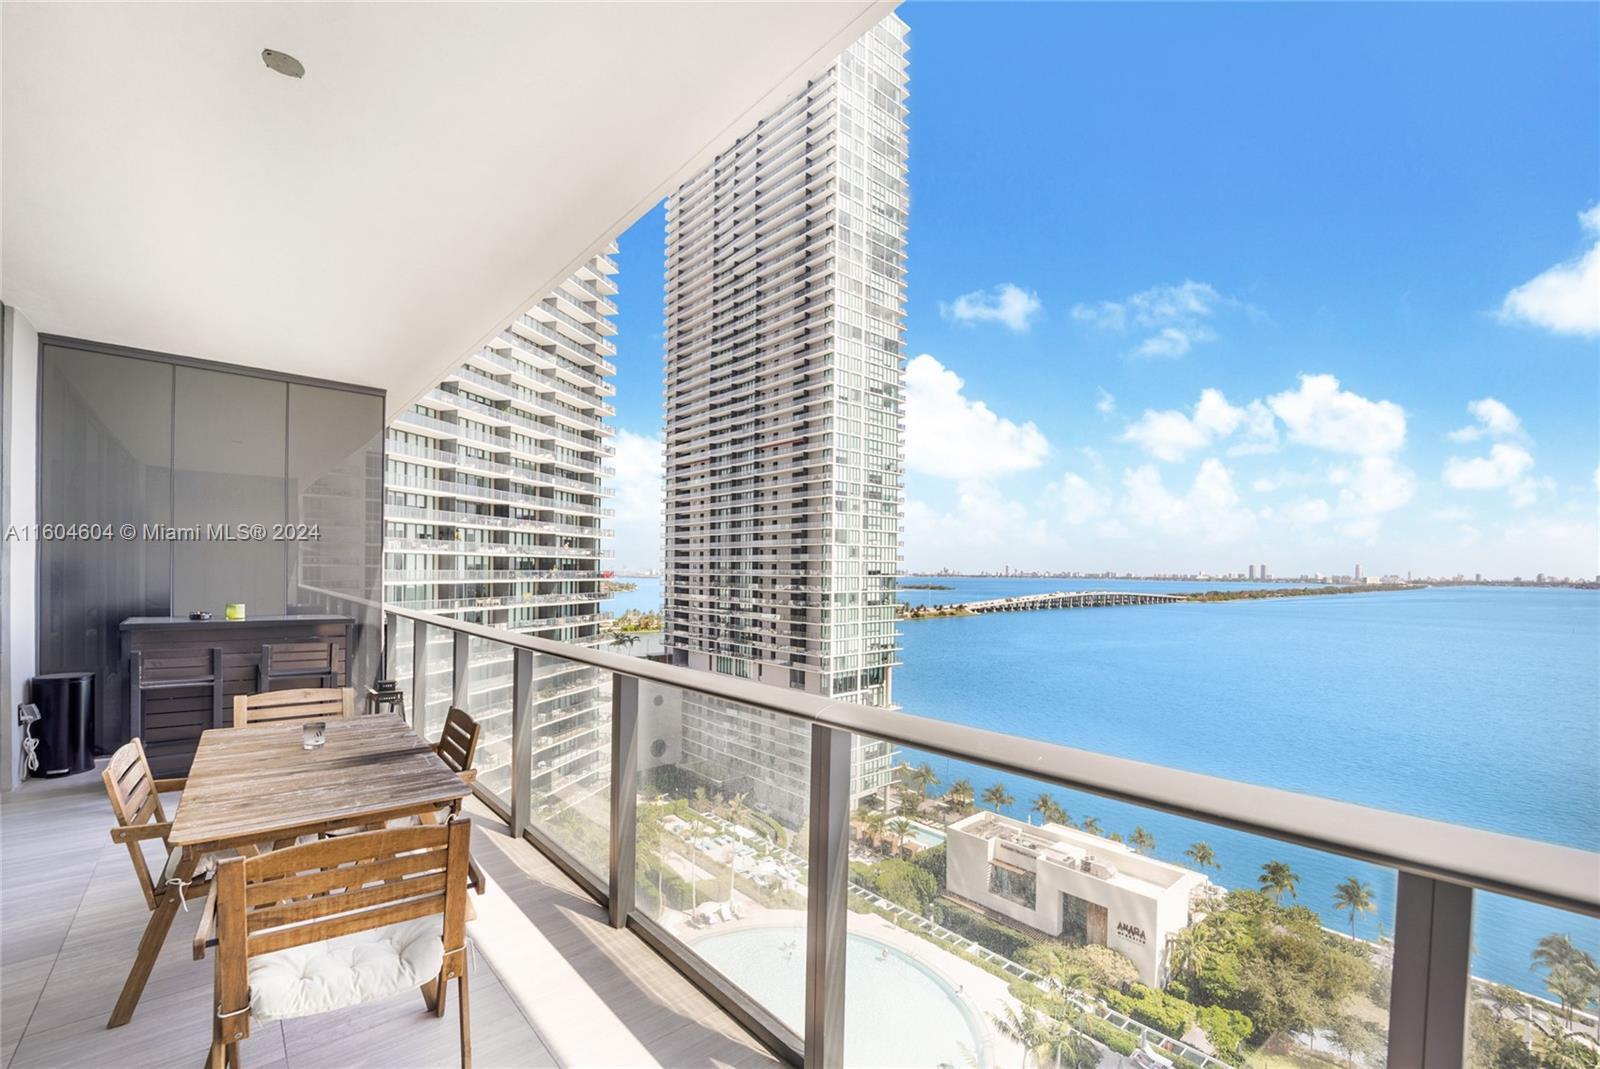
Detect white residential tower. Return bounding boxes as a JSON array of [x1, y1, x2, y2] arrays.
[[659, 16, 910, 826]]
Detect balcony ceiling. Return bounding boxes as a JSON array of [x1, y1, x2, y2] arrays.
[[0, 1, 893, 418]]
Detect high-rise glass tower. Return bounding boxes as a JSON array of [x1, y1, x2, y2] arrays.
[[659, 16, 909, 826], [385, 246, 619, 805]]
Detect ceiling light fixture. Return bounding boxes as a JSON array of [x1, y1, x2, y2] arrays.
[[261, 49, 304, 79]]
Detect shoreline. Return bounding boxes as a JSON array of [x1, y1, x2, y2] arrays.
[[898, 581, 1425, 620]]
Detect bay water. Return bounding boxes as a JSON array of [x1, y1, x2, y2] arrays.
[[611, 576, 1599, 990]]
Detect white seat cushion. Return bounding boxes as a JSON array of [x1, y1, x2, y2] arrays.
[[248, 918, 444, 1022]]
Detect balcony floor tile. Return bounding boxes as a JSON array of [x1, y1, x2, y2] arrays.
[[1, 767, 780, 1069]]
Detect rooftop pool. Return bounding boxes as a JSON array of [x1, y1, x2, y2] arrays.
[[690, 923, 984, 1067]]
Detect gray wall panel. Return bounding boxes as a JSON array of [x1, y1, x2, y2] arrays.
[[36, 340, 383, 754]]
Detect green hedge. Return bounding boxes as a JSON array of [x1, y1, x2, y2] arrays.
[[1082, 1017, 1138, 1056], [1102, 984, 1194, 1037], [637, 866, 723, 913], [911, 843, 947, 889], [1195, 1005, 1253, 1060], [926, 899, 1037, 959]]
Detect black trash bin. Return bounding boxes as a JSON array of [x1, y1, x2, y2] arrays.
[[29, 672, 95, 776]]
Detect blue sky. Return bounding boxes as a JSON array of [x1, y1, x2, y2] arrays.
[[605, 2, 1599, 577]]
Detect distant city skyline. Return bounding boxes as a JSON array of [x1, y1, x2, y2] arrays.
[[604, 2, 1599, 580]]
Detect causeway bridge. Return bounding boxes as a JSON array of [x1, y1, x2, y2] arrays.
[[959, 590, 1187, 614]]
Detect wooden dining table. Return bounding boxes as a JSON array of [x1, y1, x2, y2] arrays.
[[108, 713, 470, 1028]]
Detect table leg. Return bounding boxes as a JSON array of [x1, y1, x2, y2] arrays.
[[108, 848, 197, 1027]]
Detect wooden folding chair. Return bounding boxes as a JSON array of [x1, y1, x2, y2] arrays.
[[103, 738, 213, 911], [102, 739, 219, 1027], [232, 687, 356, 728], [197, 820, 474, 1069], [421, 708, 486, 895], [429, 707, 482, 820], [258, 639, 340, 691], [317, 707, 483, 900]]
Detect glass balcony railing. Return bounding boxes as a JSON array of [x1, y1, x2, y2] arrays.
[[358, 600, 1600, 1069]]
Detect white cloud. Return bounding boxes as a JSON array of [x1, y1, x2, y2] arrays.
[[1336, 455, 1417, 517], [1499, 205, 1600, 337], [1122, 459, 1258, 543], [1135, 327, 1207, 358], [940, 283, 1042, 332], [905, 482, 1049, 565], [1431, 506, 1473, 523], [1121, 408, 1212, 463], [1443, 443, 1535, 490], [1311, 455, 1416, 542], [1286, 498, 1334, 525], [1072, 280, 1242, 359], [1499, 515, 1600, 576], [1250, 469, 1321, 494], [1267, 374, 1406, 456], [905, 354, 1049, 479], [1448, 398, 1524, 443], [1509, 476, 1555, 509], [1121, 388, 1277, 462], [1050, 472, 1110, 526], [1095, 387, 1116, 415], [609, 430, 663, 570], [1443, 399, 1552, 507]]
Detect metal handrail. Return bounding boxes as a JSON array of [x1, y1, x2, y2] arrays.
[[382, 602, 1600, 918]]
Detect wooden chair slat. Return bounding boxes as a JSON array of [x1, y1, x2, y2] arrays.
[[245, 825, 447, 880], [115, 753, 146, 786], [233, 687, 357, 728], [245, 847, 449, 905], [245, 891, 445, 957], [124, 775, 154, 818], [130, 792, 162, 827], [252, 687, 339, 708], [247, 873, 447, 932]]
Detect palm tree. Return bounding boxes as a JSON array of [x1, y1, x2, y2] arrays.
[[888, 817, 913, 857], [1167, 925, 1207, 984], [897, 792, 922, 820], [1532, 933, 1600, 1028], [1547, 965, 1597, 1030], [636, 807, 667, 918], [1259, 859, 1300, 903], [1129, 826, 1155, 855], [1184, 841, 1219, 872], [946, 778, 975, 817], [1035, 1015, 1098, 1069], [1532, 932, 1582, 974], [860, 809, 887, 849], [1079, 816, 1101, 836], [981, 783, 1014, 813], [1332, 877, 1377, 937], [1030, 792, 1058, 826], [727, 791, 749, 833], [908, 761, 940, 799], [989, 1004, 1043, 1069]]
